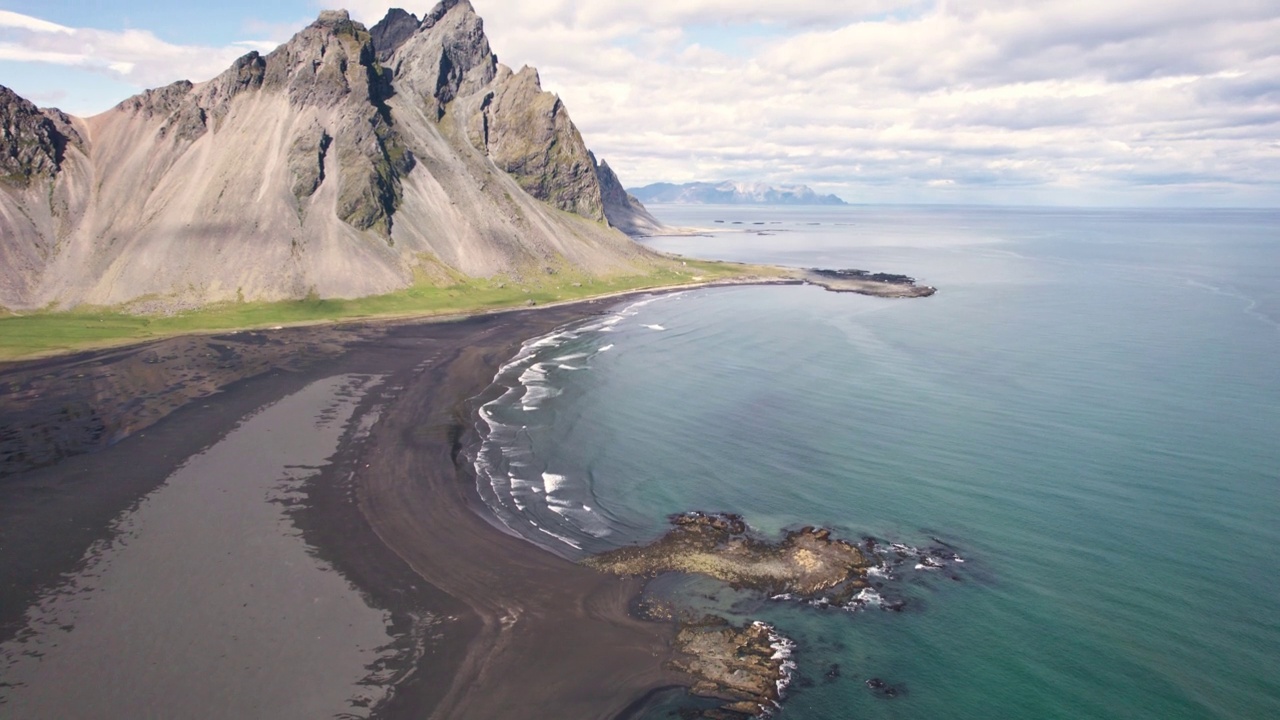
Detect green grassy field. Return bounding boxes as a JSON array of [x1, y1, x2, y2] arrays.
[[0, 260, 782, 361]]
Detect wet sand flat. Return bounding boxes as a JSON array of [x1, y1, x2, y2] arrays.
[[1, 375, 394, 718]]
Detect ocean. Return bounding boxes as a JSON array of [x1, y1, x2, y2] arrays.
[[471, 204, 1280, 719]]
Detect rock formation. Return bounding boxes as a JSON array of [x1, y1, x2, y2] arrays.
[[0, 86, 78, 185], [804, 268, 937, 298], [0, 3, 665, 312], [670, 619, 795, 718], [585, 511, 873, 596], [595, 154, 666, 235]]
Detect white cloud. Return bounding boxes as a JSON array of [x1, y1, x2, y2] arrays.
[[5, 2, 1279, 203], [0, 10, 73, 34], [0, 10, 272, 105], [422, 0, 1280, 203]]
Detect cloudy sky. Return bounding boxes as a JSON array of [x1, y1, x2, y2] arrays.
[[2, 0, 1278, 206]]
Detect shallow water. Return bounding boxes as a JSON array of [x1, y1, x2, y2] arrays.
[[0, 375, 396, 719], [474, 205, 1280, 718]]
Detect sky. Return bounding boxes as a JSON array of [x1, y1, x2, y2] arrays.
[[2, 1, 1278, 206]]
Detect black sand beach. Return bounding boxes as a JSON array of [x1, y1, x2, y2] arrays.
[[0, 300, 685, 719]]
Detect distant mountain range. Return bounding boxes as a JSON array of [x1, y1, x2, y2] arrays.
[[629, 181, 847, 206]]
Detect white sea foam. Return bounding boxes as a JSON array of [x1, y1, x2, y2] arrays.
[[752, 621, 797, 705], [534, 524, 583, 550], [542, 472, 569, 494], [843, 587, 884, 612], [472, 296, 698, 557]]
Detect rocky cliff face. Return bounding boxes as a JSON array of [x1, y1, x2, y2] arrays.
[[0, 2, 664, 312], [594, 154, 666, 236], [0, 87, 76, 186], [475, 66, 604, 221]]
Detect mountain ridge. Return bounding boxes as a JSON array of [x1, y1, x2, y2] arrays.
[[0, 3, 667, 312], [631, 180, 847, 206]]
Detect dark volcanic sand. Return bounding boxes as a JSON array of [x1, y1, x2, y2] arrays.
[[0, 303, 682, 719]]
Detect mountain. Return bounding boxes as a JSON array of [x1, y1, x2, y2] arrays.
[[630, 181, 847, 206], [0, 3, 667, 312]]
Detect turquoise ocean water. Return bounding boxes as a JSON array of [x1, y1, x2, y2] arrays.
[[472, 205, 1280, 718]]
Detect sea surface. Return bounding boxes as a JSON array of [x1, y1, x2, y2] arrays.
[[473, 204, 1280, 719]]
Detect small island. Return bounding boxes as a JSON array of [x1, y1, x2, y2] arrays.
[[802, 268, 937, 298], [586, 512, 868, 717]]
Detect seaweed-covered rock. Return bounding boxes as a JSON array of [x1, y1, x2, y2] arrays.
[[803, 268, 937, 298], [670, 618, 795, 718], [585, 512, 872, 596]]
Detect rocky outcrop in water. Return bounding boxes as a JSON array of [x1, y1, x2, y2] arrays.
[[0, 2, 665, 312], [585, 512, 873, 596], [670, 619, 795, 718], [803, 268, 937, 298]]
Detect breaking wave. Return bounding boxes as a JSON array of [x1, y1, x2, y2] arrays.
[[469, 293, 685, 556]]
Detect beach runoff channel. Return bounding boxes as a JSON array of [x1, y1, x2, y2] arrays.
[[0, 374, 402, 719]]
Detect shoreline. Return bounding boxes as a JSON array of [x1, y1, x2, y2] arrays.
[[0, 274, 793, 365], [0, 291, 700, 719], [1, 277, 937, 717]]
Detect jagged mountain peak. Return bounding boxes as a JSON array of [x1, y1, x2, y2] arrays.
[[1, 85, 72, 185], [0, 5, 666, 312], [383, 2, 496, 119], [262, 10, 383, 110], [370, 8, 422, 62]]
